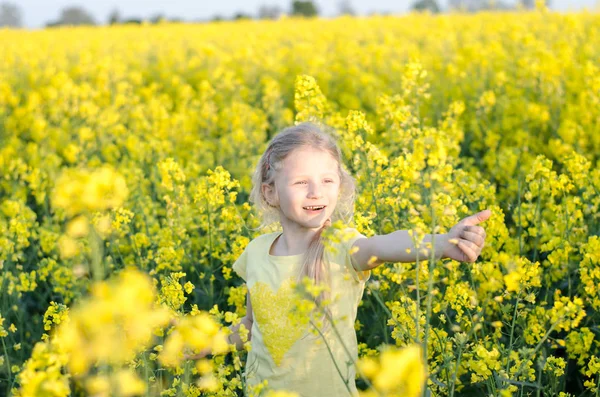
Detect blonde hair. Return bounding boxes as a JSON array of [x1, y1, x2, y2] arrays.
[[249, 122, 356, 324]]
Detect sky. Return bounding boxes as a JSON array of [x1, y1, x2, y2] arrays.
[[13, 0, 600, 29]]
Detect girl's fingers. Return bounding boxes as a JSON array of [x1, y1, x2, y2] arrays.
[[184, 351, 208, 360], [460, 230, 485, 247], [458, 239, 479, 262], [466, 225, 486, 238]]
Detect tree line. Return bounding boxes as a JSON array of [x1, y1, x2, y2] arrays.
[[0, 0, 550, 29]]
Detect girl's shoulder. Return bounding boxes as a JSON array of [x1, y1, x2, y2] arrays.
[[328, 226, 363, 242], [325, 226, 370, 283], [245, 231, 281, 253], [233, 232, 281, 281], [324, 226, 365, 254]]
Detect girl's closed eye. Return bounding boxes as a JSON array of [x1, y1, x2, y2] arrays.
[[295, 179, 334, 184]]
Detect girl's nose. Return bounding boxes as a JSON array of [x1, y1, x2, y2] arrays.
[[307, 183, 323, 199]]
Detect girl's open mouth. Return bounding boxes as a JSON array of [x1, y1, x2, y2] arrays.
[[303, 205, 326, 213]]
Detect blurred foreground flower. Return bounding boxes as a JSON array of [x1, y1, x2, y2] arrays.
[[159, 312, 229, 368], [52, 166, 128, 217], [54, 268, 172, 375], [16, 268, 172, 397], [358, 344, 426, 397]]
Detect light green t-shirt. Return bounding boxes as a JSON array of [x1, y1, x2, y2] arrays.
[[232, 228, 370, 397]]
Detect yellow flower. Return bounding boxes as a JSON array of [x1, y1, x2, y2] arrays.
[[85, 375, 110, 395], [504, 271, 521, 292], [264, 391, 300, 397], [53, 268, 171, 375], [52, 166, 128, 217], [359, 344, 426, 396], [294, 75, 328, 123], [65, 216, 89, 238], [113, 369, 146, 397], [160, 312, 227, 367], [158, 158, 186, 191], [57, 235, 79, 259]]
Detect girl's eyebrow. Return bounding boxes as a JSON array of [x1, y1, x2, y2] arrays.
[[288, 171, 338, 178]]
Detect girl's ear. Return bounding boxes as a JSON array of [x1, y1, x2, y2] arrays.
[[262, 183, 279, 208]]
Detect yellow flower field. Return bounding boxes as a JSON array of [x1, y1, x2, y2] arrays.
[[1, 8, 600, 397]]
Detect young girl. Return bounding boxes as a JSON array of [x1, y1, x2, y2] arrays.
[[225, 122, 490, 396]]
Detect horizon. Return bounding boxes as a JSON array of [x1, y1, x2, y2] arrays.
[[8, 0, 600, 29]]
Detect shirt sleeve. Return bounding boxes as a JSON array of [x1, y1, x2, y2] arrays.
[[340, 228, 371, 283], [232, 244, 249, 281]]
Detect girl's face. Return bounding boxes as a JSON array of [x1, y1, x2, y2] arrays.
[[264, 146, 340, 231]]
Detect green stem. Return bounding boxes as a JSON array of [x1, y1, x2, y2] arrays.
[[422, 198, 438, 390], [532, 177, 543, 264], [143, 352, 150, 397], [1, 336, 11, 395], [504, 297, 521, 377], [517, 174, 523, 257], [563, 194, 572, 298], [182, 360, 191, 396], [368, 287, 393, 318], [205, 189, 214, 307], [415, 235, 421, 344], [308, 319, 356, 397], [449, 345, 464, 397], [448, 307, 483, 396], [505, 322, 559, 385], [317, 304, 378, 393], [535, 358, 542, 397], [90, 226, 105, 281], [304, 292, 380, 394], [358, 144, 382, 235]]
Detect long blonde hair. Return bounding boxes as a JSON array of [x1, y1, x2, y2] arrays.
[[249, 122, 356, 322]]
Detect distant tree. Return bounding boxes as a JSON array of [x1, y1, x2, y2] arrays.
[[233, 12, 252, 20], [150, 13, 165, 23], [449, 0, 478, 11], [449, 0, 515, 11], [412, 0, 441, 12], [50, 6, 96, 26], [258, 4, 283, 19], [520, 0, 551, 8], [107, 8, 120, 24], [291, 1, 318, 17], [489, 1, 516, 10], [0, 2, 22, 27], [122, 17, 142, 24], [338, 0, 355, 16], [211, 15, 225, 22]]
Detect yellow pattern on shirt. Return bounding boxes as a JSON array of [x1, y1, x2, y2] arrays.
[[250, 278, 308, 366]]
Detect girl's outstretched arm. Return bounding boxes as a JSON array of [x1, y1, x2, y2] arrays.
[[350, 209, 491, 271]]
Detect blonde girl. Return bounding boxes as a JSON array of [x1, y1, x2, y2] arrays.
[[218, 122, 489, 396]]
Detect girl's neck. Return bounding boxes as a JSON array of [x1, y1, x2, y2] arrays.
[[271, 221, 321, 256]]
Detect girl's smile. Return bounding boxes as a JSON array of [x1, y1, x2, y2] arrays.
[[303, 205, 326, 212]]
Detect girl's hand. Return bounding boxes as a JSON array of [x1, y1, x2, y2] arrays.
[[443, 209, 491, 262], [184, 347, 212, 361]]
